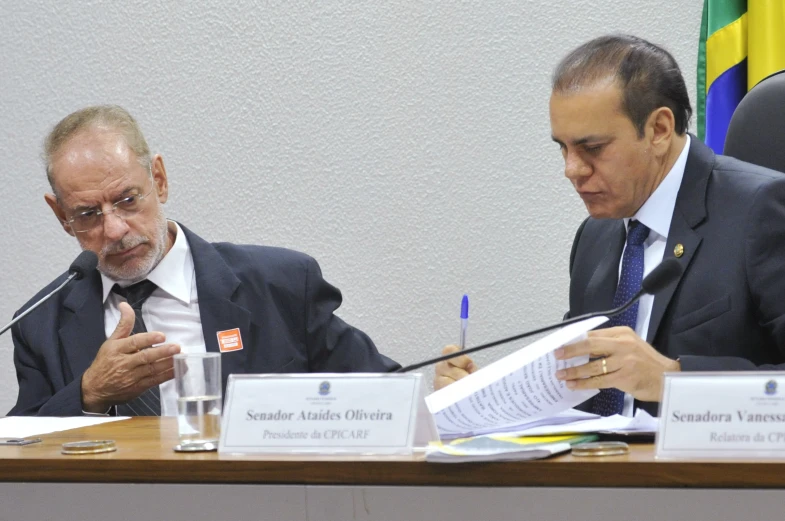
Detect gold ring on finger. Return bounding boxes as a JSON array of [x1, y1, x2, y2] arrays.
[[602, 358, 608, 375]]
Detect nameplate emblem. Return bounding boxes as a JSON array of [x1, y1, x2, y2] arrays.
[[657, 371, 785, 459], [219, 373, 430, 455]]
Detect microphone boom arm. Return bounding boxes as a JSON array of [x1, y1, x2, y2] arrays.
[[394, 287, 645, 373], [0, 272, 78, 337]]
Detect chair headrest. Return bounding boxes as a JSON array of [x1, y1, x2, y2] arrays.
[[724, 69, 785, 173]]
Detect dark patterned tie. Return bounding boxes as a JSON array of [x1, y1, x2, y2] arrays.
[[112, 280, 162, 416], [591, 220, 650, 416]]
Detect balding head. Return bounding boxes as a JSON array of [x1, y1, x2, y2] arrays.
[[44, 105, 151, 194]]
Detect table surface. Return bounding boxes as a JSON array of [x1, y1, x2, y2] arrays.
[[2, 417, 784, 488]]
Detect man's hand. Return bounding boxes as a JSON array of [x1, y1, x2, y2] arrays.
[[554, 326, 680, 402], [434, 345, 478, 390], [81, 302, 181, 412]]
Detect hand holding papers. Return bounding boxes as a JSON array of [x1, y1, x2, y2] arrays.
[[425, 317, 608, 439]]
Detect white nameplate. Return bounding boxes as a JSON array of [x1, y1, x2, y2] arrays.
[[657, 371, 785, 459], [219, 373, 425, 455]]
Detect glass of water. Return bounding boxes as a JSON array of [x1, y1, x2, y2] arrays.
[[173, 352, 222, 452]]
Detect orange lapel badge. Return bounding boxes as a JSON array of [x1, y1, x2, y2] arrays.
[[217, 328, 243, 352]]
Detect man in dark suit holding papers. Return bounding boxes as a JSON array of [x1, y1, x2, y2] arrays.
[[9, 105, 397, 417], [436, 34, 785, 416]]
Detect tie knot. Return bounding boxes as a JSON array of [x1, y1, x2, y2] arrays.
[[626, 221, 650, 247], [112, 280, 158, 310]]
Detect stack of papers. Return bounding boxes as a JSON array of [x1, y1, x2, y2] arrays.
[[425, 317, 607, 440], [426, 433, 598, 463], [424, 317, 659, 441], [506, 409, 658, 437]]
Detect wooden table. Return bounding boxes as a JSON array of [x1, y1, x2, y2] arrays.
[[1, 418, 783, 521]]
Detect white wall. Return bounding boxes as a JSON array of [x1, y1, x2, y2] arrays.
[[0, 0, 703, 413]]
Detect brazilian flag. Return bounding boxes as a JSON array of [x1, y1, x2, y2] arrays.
[[697, 0, 785, 154]]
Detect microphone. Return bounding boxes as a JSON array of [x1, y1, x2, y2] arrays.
[[68, 250, 99, 280], [394, 257, 683, 373], [0, 251, 98, 336]]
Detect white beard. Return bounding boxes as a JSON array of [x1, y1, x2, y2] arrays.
[[94, 207, 169, 283]]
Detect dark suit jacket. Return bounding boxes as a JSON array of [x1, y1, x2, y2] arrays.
[[567, 137, 785, 415], [9, 224, 398, 416]]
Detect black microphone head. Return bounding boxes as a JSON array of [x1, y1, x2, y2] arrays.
[[641, 258, 683, 294], [69, 251, 99, 280]]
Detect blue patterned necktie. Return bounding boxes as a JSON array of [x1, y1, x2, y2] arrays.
[[113, 280, 162, 416], [591, 220, 650, 416]]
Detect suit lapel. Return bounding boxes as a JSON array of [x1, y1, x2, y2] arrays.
[[180, 225, 253, 387], [59, 270, 106, 380], [584, 221, 626, 313], [646, 215, 701, 342], [646, 137, 712, 343]]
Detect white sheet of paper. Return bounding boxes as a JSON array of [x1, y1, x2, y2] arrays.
[[479, 408, 598, 435], [501, 409, 658, 437], [0, 416, 129, 438], [425, 316, 607, 439], [613, 408, 658, 432]]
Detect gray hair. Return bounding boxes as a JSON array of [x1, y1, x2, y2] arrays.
[[44, 105, 152, 192]]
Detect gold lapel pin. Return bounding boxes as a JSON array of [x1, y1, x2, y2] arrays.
[[674, 244, 684, 258]]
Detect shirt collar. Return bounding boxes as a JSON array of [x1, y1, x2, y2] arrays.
[[100, 221, 194, 304], [624, 134, 691, 239]]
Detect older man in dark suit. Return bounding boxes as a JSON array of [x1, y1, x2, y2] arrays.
[[436, 35, 785, 416], [9, 105, 397, 416]]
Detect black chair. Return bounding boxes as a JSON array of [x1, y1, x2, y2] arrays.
[[724, 69, 785, 173]]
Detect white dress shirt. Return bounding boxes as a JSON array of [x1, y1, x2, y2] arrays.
[[101, 221, 207, 416], [617, 135, 690, 415]]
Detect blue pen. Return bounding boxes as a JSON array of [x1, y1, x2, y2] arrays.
[[460, 294, 469, 350]]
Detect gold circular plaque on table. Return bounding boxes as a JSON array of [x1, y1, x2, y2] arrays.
[[61, 440, 117, 455], [571, 441, 629, 457]]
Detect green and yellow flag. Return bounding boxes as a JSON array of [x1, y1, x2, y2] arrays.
[[697, 0, 785, 153]]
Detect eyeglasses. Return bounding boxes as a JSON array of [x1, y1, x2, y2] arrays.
[[63, 172, 156, 233]]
